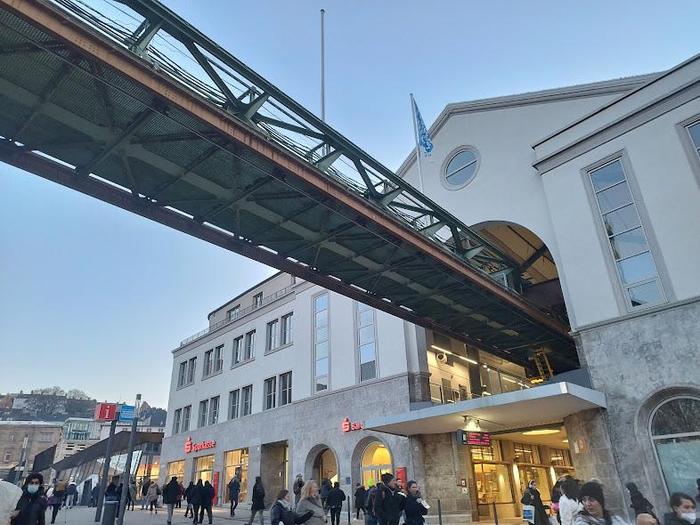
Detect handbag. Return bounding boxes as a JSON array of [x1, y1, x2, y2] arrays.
[[523, 504, 535, 524]]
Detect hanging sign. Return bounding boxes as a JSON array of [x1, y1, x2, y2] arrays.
[[184, 437, 216, 454], [341, 417, 364, 432], [458, 430, 491, 446]]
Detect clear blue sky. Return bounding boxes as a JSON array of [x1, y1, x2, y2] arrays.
[[1, 0, 698, 407]]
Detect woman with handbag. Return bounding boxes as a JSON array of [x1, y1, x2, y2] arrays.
[[270, 489, 313, 525], [521, 480, 549, 525]]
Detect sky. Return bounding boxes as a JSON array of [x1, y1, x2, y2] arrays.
[[1, 0, 699, 407]]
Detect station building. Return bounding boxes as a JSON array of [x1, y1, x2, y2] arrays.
[[161, 55, 700, 522]]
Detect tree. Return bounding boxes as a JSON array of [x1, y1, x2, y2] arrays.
[[31, 386, 65, 396], [66, 389, 90, 400]]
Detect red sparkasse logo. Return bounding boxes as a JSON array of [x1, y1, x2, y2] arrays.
[[341, 417, 363, 432], [184, 437, 216, 454]]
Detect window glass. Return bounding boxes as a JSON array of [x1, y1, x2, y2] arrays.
[[233, 337, 243, 364], [316, 357, 329, 376], [359, 326, 374, 346], [590, 160, 625, 191], [229, 390, 240, 419], [264, 377, 276, 410], [602, 205, 640, 236], [241, 386, 252, 416], [279, 372, 292, 406], [214, 345, 223, 372], [617, 252, 657, 284], [314, 294, 329, 311], [172, 409, 181, 434], [444, 149, 478, 188], [687, 121, 700, 150], [244, 331, 256, 360], [596, 182, 633, 213], [610, 227, 648, 260], [314, 294, 330, 392], [315, 340, 329, 359], [651, 397, 700, 435], [209, 396, 219, 425], [198, 399, 208, 428], [281, 313, 293, 345], [182, 406, 191, 431], [266, 320, 279, 351], [628, 281, 663, 307]]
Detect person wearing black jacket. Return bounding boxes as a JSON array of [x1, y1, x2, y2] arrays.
[[404, 481, 428, 525], [184, 482, 195, 519], [248, 477, 266, 525], [521, 480, 548, 525], [375, 474, 404, 525], [190, 480, 203, 525], [163, 477, 180, 525], [199, 481, 215, 525], [326, 483, 346, 525], [11, 473, 47, 525], [664, 492, 698, 525], [354, 484, 367, 520]]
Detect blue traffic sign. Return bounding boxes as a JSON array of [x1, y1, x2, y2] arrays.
[[119, 404, 135, 421]]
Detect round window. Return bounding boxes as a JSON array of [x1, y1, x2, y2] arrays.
[[443, 147, 479, 189]]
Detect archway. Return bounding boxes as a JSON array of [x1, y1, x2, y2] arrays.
[[351, 437, 393, 488], [305, 444, 339, 485]]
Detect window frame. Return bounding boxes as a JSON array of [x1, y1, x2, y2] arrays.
[[229, 389, 240, 420], [355, 301, 379, 382], [198, 399, 209, 428], [186, 357, 197, 385], [440, 145, 481, 191], [241, 385, 253, 416], [208, 396, 220, 425], [227, 305, 240, 321], [172, 408, 182, 435], [232, 336, 243, 365], [253, 292, 263, 308], [280, 312, 293, 345], [203, 349, 213, 377], [181, 405, 191, 432], [244, 330, 256, 361], [676, 114, 700, 187], [279, 371, 292, 406], [177, 362, 187, 387], [214, 345, 223, 373], [263, 376, 277, 410], [265, 319, 279, 353], [312, 292, 330, 393]]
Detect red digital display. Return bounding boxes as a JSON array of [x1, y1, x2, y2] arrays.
[[465, 431, 491, 446]]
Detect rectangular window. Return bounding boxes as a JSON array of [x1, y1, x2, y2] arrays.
[[588, 159, 664, 309], [209, 396, 220, 425], [279, 372, 292, 406], [173, 409, 182, 434], [513, 442, 540, 464], [187, 357, 197, 384], [214, 345, 223, 373], [244, 330, 256, 360], [182, 405, 191, 432], [227, 305, 240, 321], [203, 349, 213, 377], [229, 389, 240, 419], [266, 319, 279, 352], [241, 385, 253, 416], [313, 293, 329, 392], [198, 399, 209, 428], [253, 292, 263, 308], [264, 377, 276, 410], [356, 301, 377, 381], [232, 336, 243, 365], [177, 362, 187, 387], [280, 313, 293, 345], [687, 120, 700, 158]]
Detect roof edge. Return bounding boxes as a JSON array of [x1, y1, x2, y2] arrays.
[[206, 270, 285, 320]]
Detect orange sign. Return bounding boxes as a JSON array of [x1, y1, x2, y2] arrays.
[[184, 437, 216, 454], [341, 417, 364, 432]]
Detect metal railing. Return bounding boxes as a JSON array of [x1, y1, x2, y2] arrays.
[[179, 286, 294, 347], [429, 371, 533, 405]]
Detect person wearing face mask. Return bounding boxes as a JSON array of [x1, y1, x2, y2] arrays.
[[403, 481, 428, 525], [521, 480, 549, 525], [10, 473, 47, 525], [574, 481, 627, 525], [664, 493, 699, 525]]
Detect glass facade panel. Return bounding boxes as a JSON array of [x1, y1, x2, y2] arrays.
[[596, 182, 633, 213], [610, 227, 648, 259], [314, 294, 330, 392], [590, 159, 626, 191], [223, 449, 249, 503], [617, 252, 657, 284], [602, 205, 640, 236], [193, 454, 215, 483]]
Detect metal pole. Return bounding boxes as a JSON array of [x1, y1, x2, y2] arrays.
[[492, 501, 499, 525], [117, 395, 141, 525], [95, 419, 118, 522], [347, 490, 351, 524], [437, 498, 443, 525], [320, 9, 325, 123]]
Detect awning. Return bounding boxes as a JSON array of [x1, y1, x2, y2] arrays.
[[364, 382, 606, 436], [53, 431, 163, 472]]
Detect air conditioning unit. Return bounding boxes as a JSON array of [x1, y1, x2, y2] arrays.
[[436, 352, 448, 364]]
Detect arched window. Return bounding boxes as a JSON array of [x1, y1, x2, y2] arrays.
[[650, 396, 700, 496], [360, 441, 392, 488]]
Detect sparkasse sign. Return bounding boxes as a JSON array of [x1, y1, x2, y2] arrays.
[[184, 437, 216, 454]]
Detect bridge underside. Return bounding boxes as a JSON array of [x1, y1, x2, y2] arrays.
[[0, 0, 578, 373]]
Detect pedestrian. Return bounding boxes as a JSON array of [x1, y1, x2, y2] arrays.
[[48, 481, 64, 524], [270, 489, 314, 525], [559, 478, 581, 525], [627, 484, 656, 520], [248, 476, 266, 525], [146, 480, 159, 514], [199, 480, 214, 525], [552, 478, 566, 524], [184, 481, 195, 518], [326, 482, 346, 525], [128, 479, 137, 511], [521, 480, 549, 525], [141, 478, 151, 510], [0, 479, 23, 525], [293, 475, 305, 507], [374, 473, 405, 525], [190, 480, 203, 525], [228, 475, 241, 517], [90, 484, 99, 507], [163, 476, 180, 525], [575, 480, 627, 525], [320, 480, 332, 513], [105, 477, 121, 518], [365, 483, 381, 525], [403, 481, 428, 525], [9, 473, 47, 525], [176, 481, 185, 509], [66, 478, 77, 509], [296, 481, 327, 525], [354, 484, 367, 520], [664, 493, 698, 525]]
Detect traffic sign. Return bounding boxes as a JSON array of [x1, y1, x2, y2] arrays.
[[118, 404, 135, 422]]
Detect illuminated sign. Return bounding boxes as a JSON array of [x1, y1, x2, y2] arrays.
[[94, 403, 118, 421], [341, 417, 364, 432], [184, 437, 216, 454], [458, 430, 491, 446]]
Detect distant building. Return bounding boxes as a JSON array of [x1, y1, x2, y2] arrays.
[[0, 421, 62, 482]]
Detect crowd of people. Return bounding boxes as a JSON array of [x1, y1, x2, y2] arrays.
[[0, 470, 698, 525]]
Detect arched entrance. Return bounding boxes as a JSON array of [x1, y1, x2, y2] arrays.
[[306, 445, 339, 484], [351, 438, 393, 488]]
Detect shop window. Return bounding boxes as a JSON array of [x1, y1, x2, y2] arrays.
[[471, 441, 502, 462], [549, 448, 571, 467], [167, 460, 185, 481], [513, 442, 540, 464], [193, 454, 215, 484], [224, 449, 249, 503], [360, 441, 392, 488], [650, 396, 700, 496], [474, 463, 514, 505]]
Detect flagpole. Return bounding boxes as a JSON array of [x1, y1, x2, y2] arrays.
[[320, 9, 326, 123], [410, 93, 425, 193]]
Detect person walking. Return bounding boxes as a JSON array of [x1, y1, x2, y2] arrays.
[[320, 480, 332, 513], [0, 479, 23, 525], [326, 483, 346, 525], [184, 482, 195, 519], [354, 484, 367, 520], [65, 478, 77, 509], [664, 493, 698, 525], [293, 475, 305, 507], [270, 489, 313, 525], [10, 473, 47, 525], [48, 481, 64, 524], [374, 474, 404, 525], [228, 475, 241, 517], [190, 480, 203, 525], [627, 483, 656, 520], [146, 479, 160, 514], [575, 481, 627, 525], [248, 477, 266, 525], [128, 478, 137, 511], [141, 478, 151, 510], [176, 481, 185, 509], [296, 481, 327, 525], [558, 478, 581, 525], [521, 480, 549, 525], [163, 476, 180, 525], [403, 481, 428, 525], [364, 483, 381, 525], [199, 481, 214, 525], [90, 484, 99, 507]]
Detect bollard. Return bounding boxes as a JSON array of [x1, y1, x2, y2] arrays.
[[348, 499, 352, 524], [437, 499, 443, 525], [101, 500, 118, 525], [492, 502, 499, 525]]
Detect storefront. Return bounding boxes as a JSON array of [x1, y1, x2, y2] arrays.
[[167, 459, 185, 480], [223, 448, 249, 503], [359, 441, 392, 488], [193, 454, 215, 483]]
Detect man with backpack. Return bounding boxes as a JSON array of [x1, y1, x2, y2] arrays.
[[364, 482, 381, 525]]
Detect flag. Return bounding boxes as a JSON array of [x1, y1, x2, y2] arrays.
[[412, 97, 434, 157]]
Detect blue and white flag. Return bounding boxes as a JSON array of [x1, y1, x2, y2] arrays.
[[412, 97, 434, 157]]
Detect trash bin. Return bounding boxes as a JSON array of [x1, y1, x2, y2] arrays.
[[101, 500, 118, 525]]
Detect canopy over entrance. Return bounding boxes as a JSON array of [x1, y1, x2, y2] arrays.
[[364, 382, 606, 436]]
